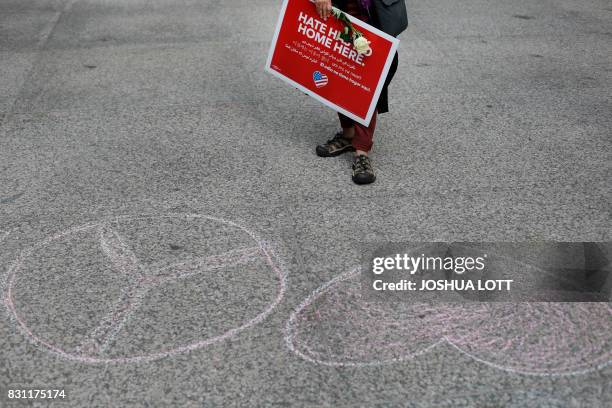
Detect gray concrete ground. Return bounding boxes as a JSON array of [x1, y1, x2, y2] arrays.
[[1, 0, 611, 406]]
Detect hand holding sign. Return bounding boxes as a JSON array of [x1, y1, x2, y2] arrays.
[[314, 0, 333, 20]]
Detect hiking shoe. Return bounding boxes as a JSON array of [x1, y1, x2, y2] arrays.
[[316, 132, 355, 157], [352, 155, 376, 184]]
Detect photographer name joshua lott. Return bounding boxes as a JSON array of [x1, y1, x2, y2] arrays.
[[371, 253, 513, 292]]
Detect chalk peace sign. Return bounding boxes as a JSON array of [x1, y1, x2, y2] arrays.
[[4, 214, 286, 363]]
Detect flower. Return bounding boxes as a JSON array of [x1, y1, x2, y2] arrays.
[[330, 7, 372, 56], [353, 36, 371, 55]]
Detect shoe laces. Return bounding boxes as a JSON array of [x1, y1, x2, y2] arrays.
[[326, 134, 348, 148], [353, 155, 372, 172]]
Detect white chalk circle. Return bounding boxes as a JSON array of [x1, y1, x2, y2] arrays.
[[4, 214, 286, 363]]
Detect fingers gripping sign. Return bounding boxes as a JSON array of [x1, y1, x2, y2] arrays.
[[314, 0, 333, 20]]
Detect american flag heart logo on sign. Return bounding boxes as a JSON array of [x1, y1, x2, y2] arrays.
[[313, 71, 328, 88]]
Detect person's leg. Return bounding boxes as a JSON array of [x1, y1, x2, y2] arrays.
[[338, 113, 356, 139], [350, 52, 398, 184], [351, 110, 377, 155]]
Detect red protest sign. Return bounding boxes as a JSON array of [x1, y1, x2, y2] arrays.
[[265, 0, 399, 126]]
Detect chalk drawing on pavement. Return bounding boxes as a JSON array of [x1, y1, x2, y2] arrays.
[[285, 266, 612, 376], [4, 214, 287, 364]]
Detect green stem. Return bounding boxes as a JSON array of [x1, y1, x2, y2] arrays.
[[331, 6, 363, 40]]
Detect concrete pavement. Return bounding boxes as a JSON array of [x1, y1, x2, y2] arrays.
[[0, 0, 610, 406]]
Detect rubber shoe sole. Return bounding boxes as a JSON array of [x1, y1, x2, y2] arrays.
[[352, 171, 376, 184]]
